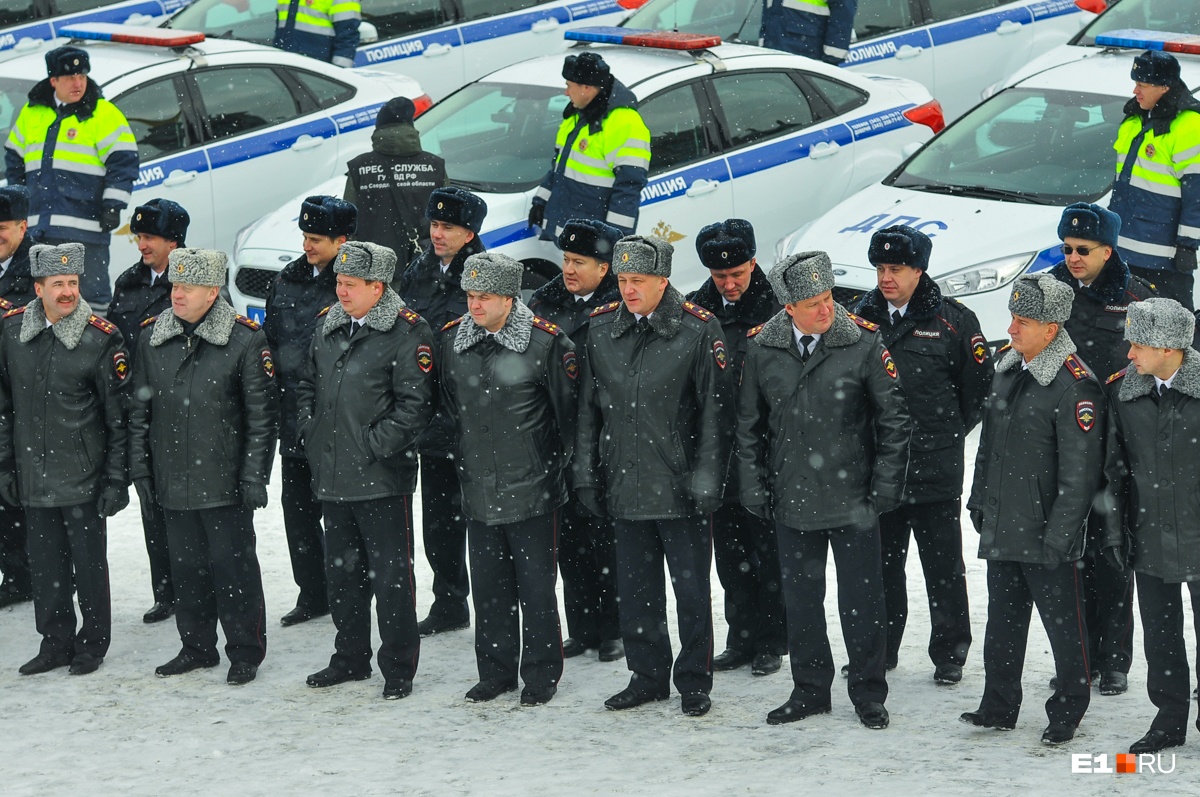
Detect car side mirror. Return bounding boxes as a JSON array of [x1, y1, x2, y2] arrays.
[[358, 21, 379, 45]]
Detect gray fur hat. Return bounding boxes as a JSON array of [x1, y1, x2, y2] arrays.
[[1008, 274, 1072, 323], [461, 252, 523, 298], [335, 241, 397, 284], [768, 250, 835, 305], [613, 235, 672, 277], [1125, 298, 1195, 350], [29, 242, 84, 278], [168, 247, 227, 287]]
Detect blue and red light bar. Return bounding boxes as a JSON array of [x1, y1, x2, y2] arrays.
[[1095, 29, 1200, 55], [565, 27, 721, 51], [59, 23, 206, 47]]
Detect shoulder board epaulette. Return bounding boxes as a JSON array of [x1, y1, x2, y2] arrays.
[[87, 314, 116, 334], [235, 315, 260, 330], [848, 313, 879, 332], [0, 297, 10, 311], [3, 305, 25, 318], [590, 301, 621, 317], [531, 315, 561, 335], [996, 343, 1012, 355], [1106, 367, 1127, 385], [682, 301, 714, 322], [747, 324, 764, 338], [316, 305, 331, 318], [398, 307, 421, 325], [140, 315, 157, 328], [1064, 353, 1090, 381], [441, 316, 464, 332]]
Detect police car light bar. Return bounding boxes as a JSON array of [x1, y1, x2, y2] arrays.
[[1094, 29, 1200, 55], [565, 27, 721, 51], [59, 23, 206, 47]]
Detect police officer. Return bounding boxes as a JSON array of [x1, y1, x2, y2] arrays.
[[345, 97, 446, 271], [528, 218, 623, 662], [574, 236, 731, 718], [264, 195, 355, 628], [4, 46, 139, 309], [1048, 203, 1154, 696], [108, 197, 189, 625], [0, 243, 129, 675], [962, 275, 1105, 745], [1103, 299, 1200, 754], [130, 249, 278, 686], [762, 0, 857, 64], [398, 186, 487, 637], [1110, 49, 1200, 309], [853, 226, 991, 684], [441, 253, 576, 705], [529, 52, 650, 239], [297, 241, 435, 701], [274, 0, 360, 66], [687, 219, 786, 677], [738, 252, 909, 730]]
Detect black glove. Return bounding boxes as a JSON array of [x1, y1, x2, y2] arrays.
[[0, 471, 18, 507], [241, 482, 268, 510], [575, 487, 605, 518], [821, 53, 843, 66], [99, 206, 121, 233], [1173, 246, 1197, 273], [527, 202, 545, 230], [693, 494, 721, 516], [134, 478, 155, 511], [745, 503, 772, 522], [97, 482, 130, 518], [1102, 545, 1126, 573], [969, 510, 983, 534]]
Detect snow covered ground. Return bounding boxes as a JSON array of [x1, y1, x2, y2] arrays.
[[1, 430, 1195, 795]]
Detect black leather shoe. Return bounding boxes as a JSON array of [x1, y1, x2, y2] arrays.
[[156, 652, 220, 677], [69, 655, 103, 675], [520, 685, 557, 706], [19, 652, 71, 675], [766, 699, 831, 725], [856, 702, 890, 729], [306, 666, 371, 688], [142, 602, 175, 624], [604, 684, 670, 711], [383, 679, 413, 700], [417, 614, 470, 637], [227, 663, 257, 685], [959, 710, 1015, 731], [562, 638, 597, 658], [1050, 672, 1097, 691], [598, 639, 625, 662], [681, 692, 711, 716], [934, 663, 963, 685], [1129, 729, 1185, 754], [712, 648, 754, 671], [1041, 723, 1077, 745], [752, 653, 782, 676], [280, 605, 328, 627], [1099, 671, 1128, 696], [466, 679, 518, 703]]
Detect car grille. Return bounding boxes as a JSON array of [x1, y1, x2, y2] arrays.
[[235, 267, 277, 300]]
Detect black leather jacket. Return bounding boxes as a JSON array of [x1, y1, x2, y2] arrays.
[[108, 260, 171, 356], [0, 233, 35, 307]]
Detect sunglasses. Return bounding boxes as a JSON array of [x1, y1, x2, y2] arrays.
[[1062, 244, 1102, 257]]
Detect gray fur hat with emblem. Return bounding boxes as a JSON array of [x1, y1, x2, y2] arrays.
[[1125, 297, 1195, 350], [30, 242, 84, 278], [613, 235, 673, 278], [461, 252, 524, 298], [334, 241, 397, 284], [1007, 274, 1072, 324], [768, 250, 834, 305], [168, 247, 227, 287]]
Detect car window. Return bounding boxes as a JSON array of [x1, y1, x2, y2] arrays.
[[854, 0, 917, 40], [52, 0, 117, 14], [806, 74, 868, 116], [292, 70, 356, 110], [923, 0, 998, 23], [192, 67, 301, 142], [1076, 0, 1200, 46], [459, 0, 541, 22], [639, 83, 712, 175], [0, 0, 36, 28], [168, 0, 278, 43], [0, 77, 36, 141], [709, 71, 813, 149], [363, 0, 451, 40], [113, 77, 195, 161], [622, 0, 762, 44]]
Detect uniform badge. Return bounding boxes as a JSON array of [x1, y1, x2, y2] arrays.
[[416, 344, 433, 374], [621, 252, 629, 263], [61, 255, 68, 264], [1076, 399, 1095, 432], [1146, 143, 1156, 158], [112, 351, 129, 381], [713, 340, 727, 370], [579, 138, 588, 152], [261, 349, 275, 378], [563, 351, 578, 380], [883, 242, 890, 250], [721, 251, 728, 260], [66, 128, 76, 140], [882, 348, 897, 379], [437, 202, 444, 210], [970, 333, 987, 364]]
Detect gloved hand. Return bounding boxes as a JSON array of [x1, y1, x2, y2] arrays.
[[1173, 246, 1197, 273], [527, 202, 545, 230], [745, 503, 772, 522], [0, 470, 18, 507], [99, 206, 122, 233], [97, 482, 130, 518], [575, 487, 605, 518], [1102, 545, 1126, 573], [331, 56, 354, 68], [693, 494, 722, 516], [970, 510, 983, 534], [821, 53, 844, 66], [134, 477, 156, 510], [241, 482, 268, 510]]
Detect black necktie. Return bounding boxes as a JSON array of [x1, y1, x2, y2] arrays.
[[799, 335, 814, 361], [351, 321, 363, 337], [636, 317, 651, 334], [891, 310, 902, 326], [1159, 383, 1168, 397]]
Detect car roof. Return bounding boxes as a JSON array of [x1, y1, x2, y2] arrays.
[[1009, 44, 1200, 95]]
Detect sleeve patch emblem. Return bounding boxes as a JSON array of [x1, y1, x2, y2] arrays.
[[970, 333, 988, 364], [713, 340, 727, 370], [261, 349, 275, 378], [416, 343, 433, 374], [1076, 400, 1096, 432], [882, 348, 898, 379], [112, 351, 129, 381], [563, 351, 578, 380]]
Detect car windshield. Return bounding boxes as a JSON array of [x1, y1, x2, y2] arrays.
[[168, 0, 277, 43], [415, 81, 568, 193], [887, 87, 1128, 205], [622, 0, 761, 43], [1074, 0, 1200, 46], [0, 77, 36, 141]]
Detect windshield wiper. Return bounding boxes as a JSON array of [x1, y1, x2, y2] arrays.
[[899, 182, 1047, 204]]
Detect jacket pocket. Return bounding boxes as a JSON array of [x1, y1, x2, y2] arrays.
[[1028, 475, 1046, 523], [74, 432, 93, 474]]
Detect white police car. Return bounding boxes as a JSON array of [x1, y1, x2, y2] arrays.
[[622, 0, 1091, 120], [0, 23, 426, 283], [164, 0, 630, 101], [773, 28, 1200, 344], [228, 27, 942, 320], [0, 0, 190, 56]]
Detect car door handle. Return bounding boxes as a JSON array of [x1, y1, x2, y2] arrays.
[[685, 178, 719, 197], [161, 169, 198, 187], [996, 20, 1023, 35], [809, 141, 841, 160], [894, 45, 923, 60], [290, 135, 325, 152], [531, 18, 560, 33], [423, 43, 453, 57]]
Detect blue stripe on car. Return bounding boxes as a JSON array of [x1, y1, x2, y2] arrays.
[[354, 29, 461, 67], [1027, 245, 1062, 273], [567, 0, 622, 22], [461, 7, 571, 45]]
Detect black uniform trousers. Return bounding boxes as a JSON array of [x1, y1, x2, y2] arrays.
[[468, 510, 563, 689], [613, 516, 714, 695], [25, 505, 110, 659], [1136, 573, 1200, 736], [713, 502, 786, 656], [979, 560, 1091, 727], [1130, 264, 1193, 311], [164, 505, 267, 666], [879, 499, 971, 669], [1080, 512, 1135, 675], [135, 486, 173, 606], [280, 456, 328, 613], [419, 453, 470, 624], [777, 519, 888, 707], [558, 498, 620, 644], [323, 495, 419, 683], [0, 499, 29, 595]]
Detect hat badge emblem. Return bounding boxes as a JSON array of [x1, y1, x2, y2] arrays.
[[1072, 218, 1078, 227], [1013, 291, 1020, 300], [341, 253, 347, 263], [72, 58, 79, 66], [621, 253, 629, 263], [721, 252, 728, 259], [812, 271, 819, 281], [883, 242, 890, 250], [569, 234, 575, 241], [136, 213, 142, 221], [437, 202, 444, 210], [470, 269, 478, 278], [176, 264, 184, 274], [303, 213, 309, 220], [61, 255, 68, 264]]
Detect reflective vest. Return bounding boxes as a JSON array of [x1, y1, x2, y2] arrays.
[[763, 0, 855, 61], [274, 0, 361, 65]]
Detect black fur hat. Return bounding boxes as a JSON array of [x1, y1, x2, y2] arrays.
[[427, 187, 487, 233], [696, 219, 756, 269], [867, 225, 932, 271], [299, 195, 357, 238], [130, 198, 190, 244]]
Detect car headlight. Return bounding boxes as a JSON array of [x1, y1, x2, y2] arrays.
[[774, 221, 815, 262], [936, 252, 1035, 297]]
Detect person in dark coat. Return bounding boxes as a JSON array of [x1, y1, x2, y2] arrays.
[[738, 251, 910, 730], [962, 274, 1105, 745], [397, 186, 487, 637], [0, 242, 129, 676], [108, 197, 188, 624], [129, 249, 278, 686], [528, 218, 623, 663], [263, 195, 354, 628], [1103, 298, 1200, 754], [574, 236, 731, 718], [853, 225, 992, 685], [441, 253, 576, 706], [297, 241, 435, 700], [686, 219, 785, 677]]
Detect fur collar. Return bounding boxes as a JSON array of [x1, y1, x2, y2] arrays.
[[280, 255, 337, 286], [1123, 82, 1200, 137], [610, 284, 686, 339], [530, 270, 619, 309], [114, 260, 171, 290], [403, 239, 484, 284], [1048, 251, 1132, 305], [19, 297, 94, 349], [752, 303, 861, 350], [995, 330, 1077, 387], [1118, 348, 1200, 401], [150, 297, 238, 347], [854, 272, 942, 324], [454, 300, 534, 354], [688, 265, 777, 322], [28, 77, 102, 120], [322, 287, 405, 336]]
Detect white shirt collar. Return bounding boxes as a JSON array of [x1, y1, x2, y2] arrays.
[[792, 327, 822, 347], [575, 291, 594, 303], [887, 301, 909, 317], [634, 312, 653, 322], [1156, 369, 1180, 391], [0, 255, 11, 277]]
